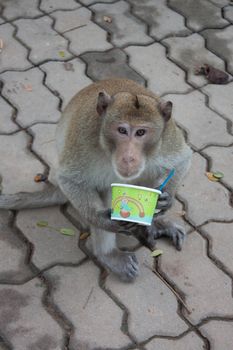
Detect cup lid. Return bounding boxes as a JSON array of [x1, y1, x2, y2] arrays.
[[111, 183, 161, 194]]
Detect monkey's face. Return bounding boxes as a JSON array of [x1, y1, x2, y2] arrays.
[[97, 91, 172, 181], [108, 121, 159, 180]]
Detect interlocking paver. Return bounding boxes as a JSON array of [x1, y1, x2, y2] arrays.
[[128, 0, 190, 40], [16, 207, 85, 269], [40, 0, 81, 13], [52, 7, 112, 55], [224, 6, 233, 23], [200, 321, 233, 350], [45, 263, 130, 349], [169, 0, 228, 31], [0, 23, 31, 73], [202, 82, 233, 133], [30, 123, 58, 185], [1, 0, 42, 20], [159, 231, 233, 323], [41, 59, 92, 109], [1, 1, 233, 349], [106, 248, 187, 341], [164, 90, 232, 149], [202, 145, 233, 189], [14, 16, 71, 64], [208, 0, 229, 6], [162, 33, 225, 87], [201, 222, 233, 275], [165, 198, 192, 234], [178, 153, 233, 226], [0, 132, 45, 194], [0, 96, 18, 134], [91, 1, 153, 46], [1, 68, 60, 127], [202, 26, 233, 75], [30, 123, 57, 172], [0, 210, 32, 282], [0, 281, 63, 350], [79, 0, 115, 4], [81, 48, 145, 84], [125, 43, 190, 95], [145, 331, 205, 349]]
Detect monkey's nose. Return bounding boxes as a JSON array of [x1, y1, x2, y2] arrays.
[[122, 156, 135, 164]]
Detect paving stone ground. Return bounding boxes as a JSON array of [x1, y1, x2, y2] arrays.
[[0, 0, 232, 349]]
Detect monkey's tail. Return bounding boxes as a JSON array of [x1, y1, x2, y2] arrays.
[[0, 185, 67, 210]]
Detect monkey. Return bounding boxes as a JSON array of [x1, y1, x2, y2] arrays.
[[0, 78, 192, 282]]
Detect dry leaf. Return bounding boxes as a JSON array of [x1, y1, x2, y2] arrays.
[[194, 64, 228, 84], [80, 232, 90, 240], [206, 172, 219, 182], [23, 84, 32, 91], [63, 62, 74, 71], [103, 15, 112, 23], [34, 173, 47, 182]]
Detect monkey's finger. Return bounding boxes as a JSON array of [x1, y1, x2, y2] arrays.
[[159, 191, 170, 200], [130, 253, 138, 265], [128, 256, 139, 274], [171, 226, 185, 251], [157, 192, 171, 207], [156, 200, 170, 210]]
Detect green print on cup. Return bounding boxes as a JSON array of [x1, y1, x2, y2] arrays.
[[111, 184, 161, 226]]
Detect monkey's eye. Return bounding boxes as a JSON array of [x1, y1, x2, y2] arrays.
[[136, 129, 146, 137], [118, 127, 128, 135]]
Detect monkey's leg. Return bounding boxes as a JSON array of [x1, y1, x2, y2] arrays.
[[0, 185, 67, 210], [147, 218, 185, 251], [90, 227, 139, 282]]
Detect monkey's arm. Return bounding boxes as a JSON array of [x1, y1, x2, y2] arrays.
[[137, 155, 192, 250], [57, 171, 132, 234]]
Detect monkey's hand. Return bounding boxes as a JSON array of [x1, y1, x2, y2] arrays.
[[99, 209, 139, 235], [146, 219, 185, 251], [156, 191, 173, 212], [130, 217, 185, 251]]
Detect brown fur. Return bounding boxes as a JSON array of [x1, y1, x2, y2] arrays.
[[0, 79, 192, 281]]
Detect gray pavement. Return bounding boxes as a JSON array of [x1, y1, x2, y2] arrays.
[[0, 0, 233, 349]]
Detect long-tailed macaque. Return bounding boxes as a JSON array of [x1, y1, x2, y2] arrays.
[[0, 79, 192, 281]]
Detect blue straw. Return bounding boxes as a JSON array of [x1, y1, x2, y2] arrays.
[[158, 168, 175, 191]]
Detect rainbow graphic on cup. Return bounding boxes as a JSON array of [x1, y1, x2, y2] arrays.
[[111, 184, 161, 226]]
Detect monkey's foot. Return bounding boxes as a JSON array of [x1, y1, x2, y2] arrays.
[[147, 220, 186, 251], [99, 250, 139, 282]]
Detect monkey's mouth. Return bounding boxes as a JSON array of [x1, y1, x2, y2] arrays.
[[114, 164, 144, 181]]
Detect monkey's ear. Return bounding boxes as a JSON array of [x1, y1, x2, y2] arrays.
[[97, 90, 113, 115], [159, 101, 173, 122]]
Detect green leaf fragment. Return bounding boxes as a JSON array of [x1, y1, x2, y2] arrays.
[[213, 171, 224, 179], [36, 220, 49, 227], [151, 249, 163, 257], [59, 50, 65, 58], [59, 228, 75, 236]]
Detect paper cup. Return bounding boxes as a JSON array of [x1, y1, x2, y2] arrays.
[[111, 184, 161, 226]]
